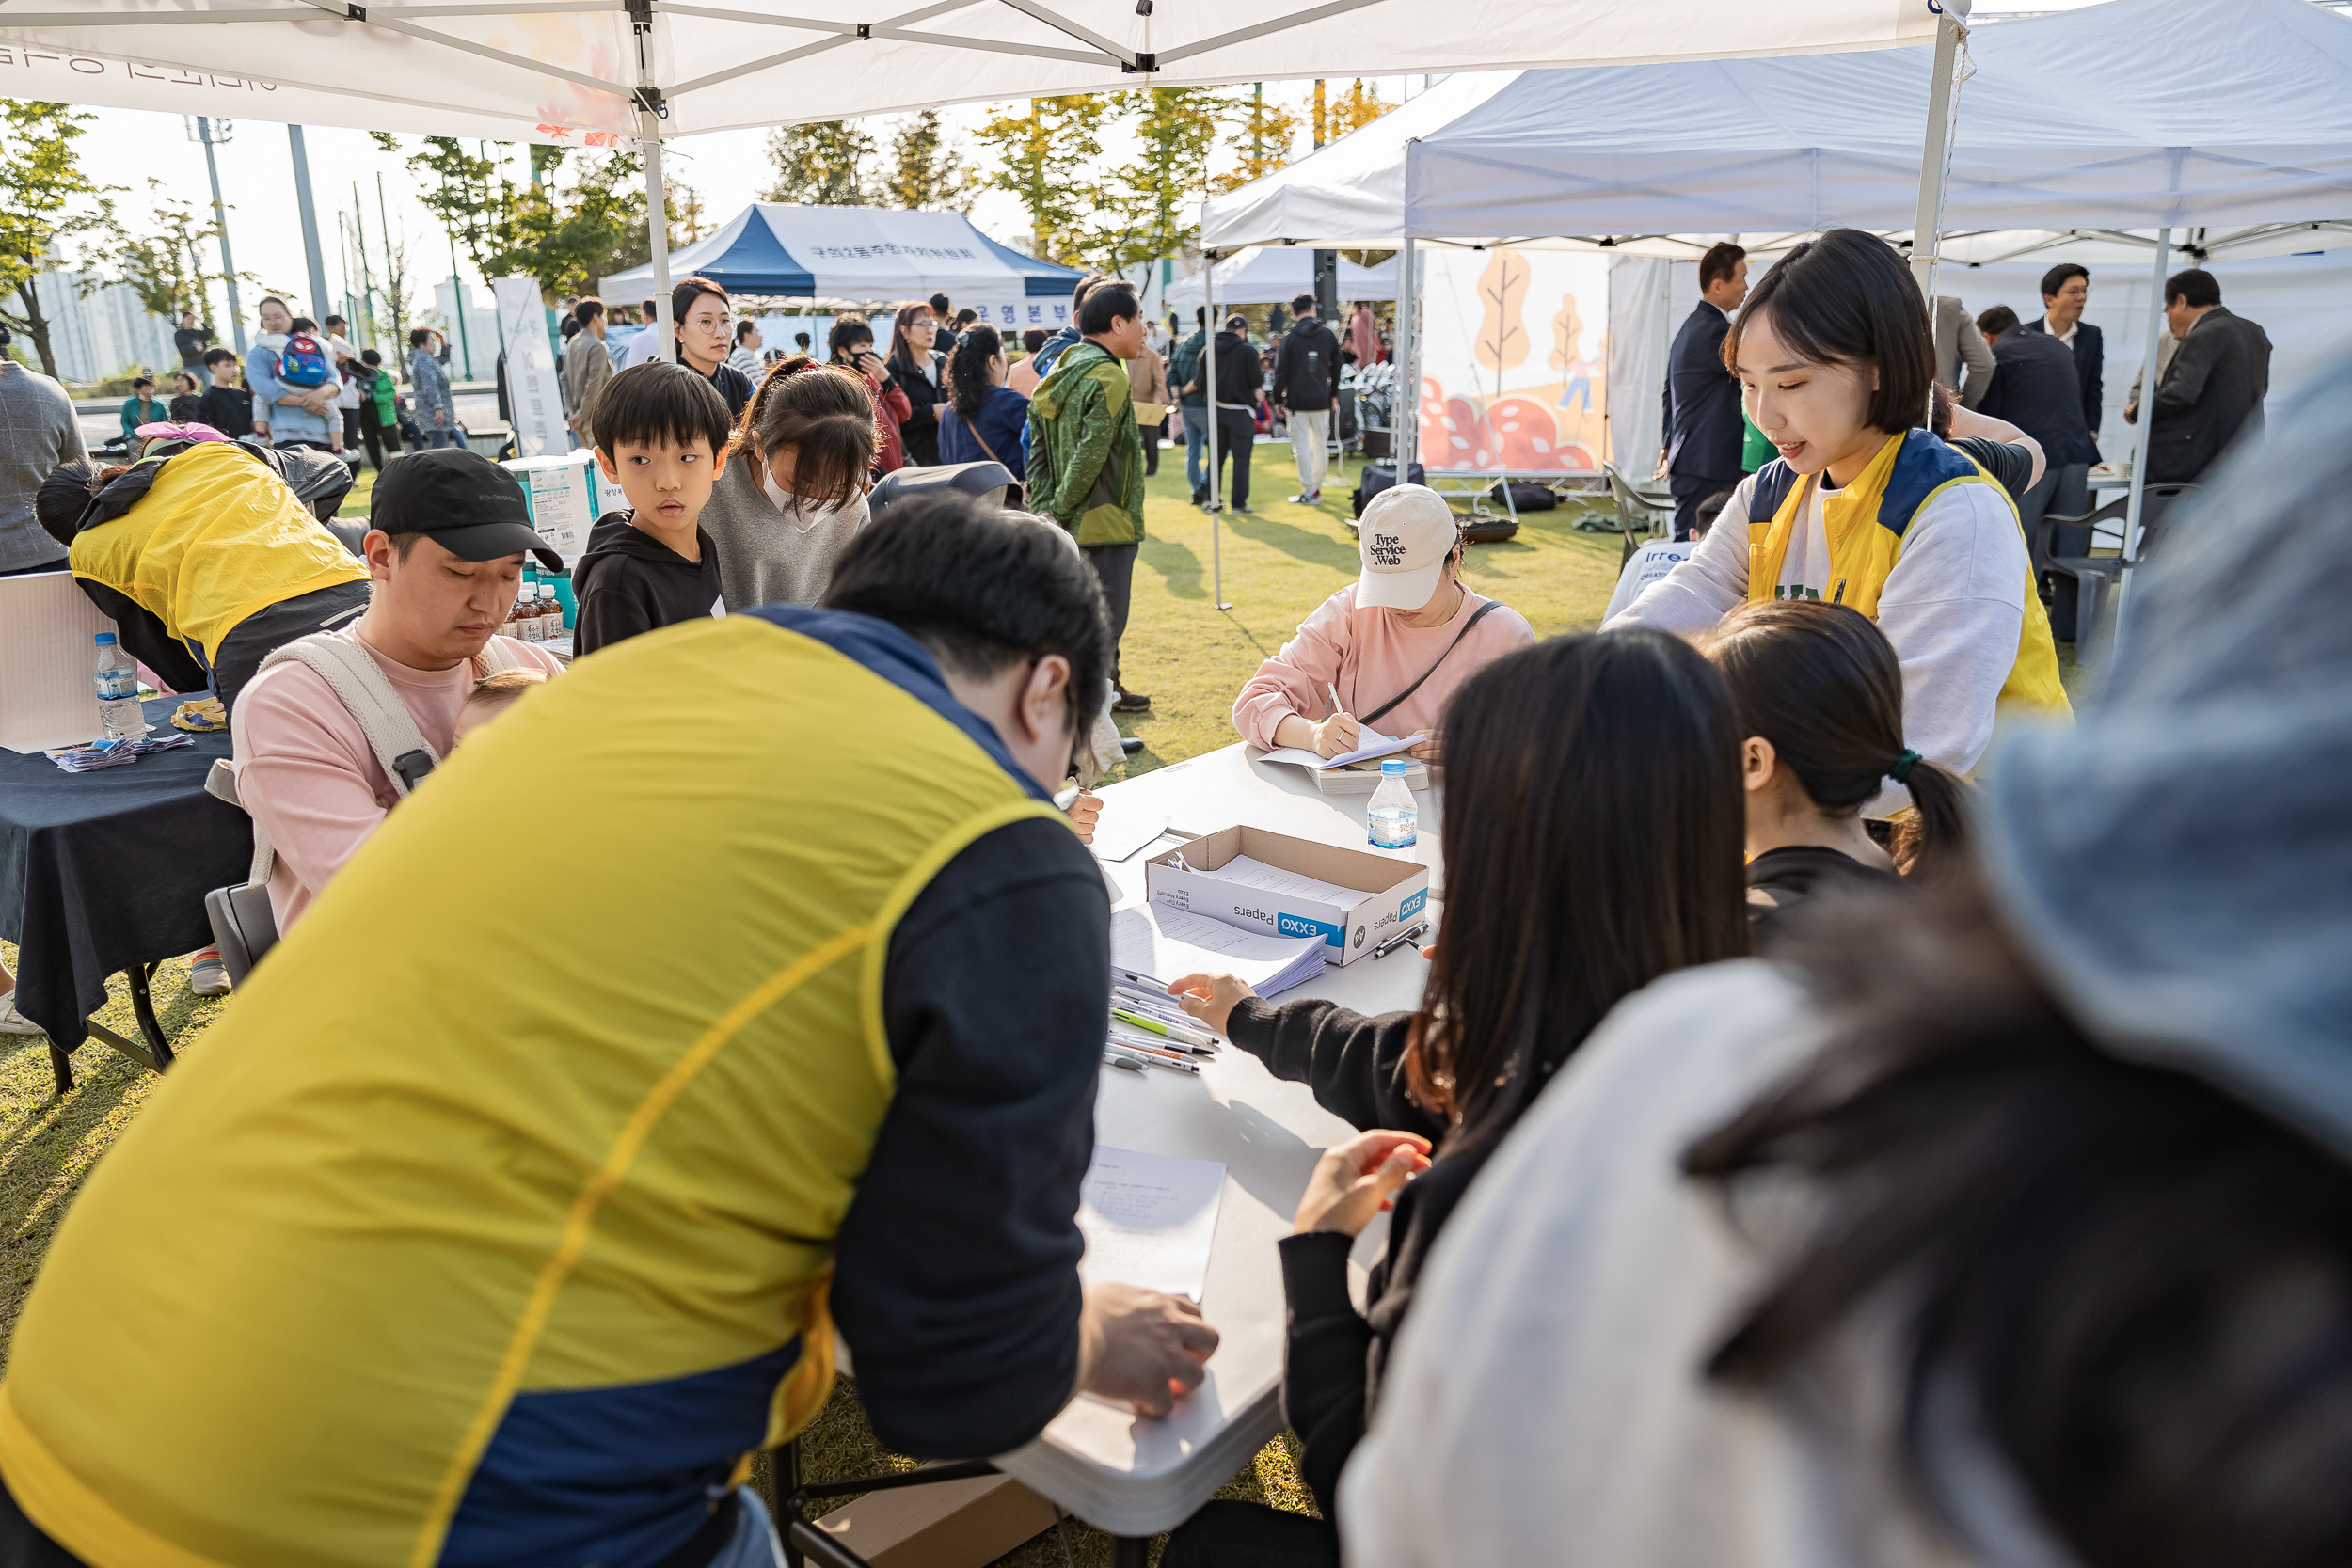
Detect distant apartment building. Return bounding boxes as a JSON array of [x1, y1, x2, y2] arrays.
[[20, 251, 183, 385]]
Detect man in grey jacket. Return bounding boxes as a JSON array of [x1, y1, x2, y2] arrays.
[[562, 297, 614, 451], [0, 359, 87, 576]]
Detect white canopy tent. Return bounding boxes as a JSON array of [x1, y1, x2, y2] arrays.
[[1163, 248, 1395, 309], [1200, 0, 2352, 610]]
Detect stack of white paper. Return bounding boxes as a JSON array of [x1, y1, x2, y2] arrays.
[[1192, 853, 1364, 907], [1076, 1146, 1228, 1302], [1110, 903, 1326, 996], [1256, 729, 1424, 773]]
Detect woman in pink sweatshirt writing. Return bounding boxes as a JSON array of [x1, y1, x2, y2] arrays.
[[1233, 483, 1533, 761]]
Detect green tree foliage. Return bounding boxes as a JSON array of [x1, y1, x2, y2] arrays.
[[1095, 87, 1224, 276], [0, 101, 119, 379], [764, 121, 876, 205], [874, 111, 976, 212], [975, 96, 1109, 268], [1213, 89, 1302, 195], [110, 179, 233, 324], [492, 147, 653, 298]]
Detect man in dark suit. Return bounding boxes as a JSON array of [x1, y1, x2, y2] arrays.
[[1976, 305, 2101, 531], [2143, 269, 2271, 485], [1658, 242, 1748, 541], [2023, 263, 2104, 460]]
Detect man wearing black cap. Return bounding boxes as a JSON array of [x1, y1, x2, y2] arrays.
[[229, 447, 566, 932]]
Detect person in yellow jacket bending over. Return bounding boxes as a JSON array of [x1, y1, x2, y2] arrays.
[[36, 432, 370, 719], [0, 495, 1219, 1568], [1610, 229, 2071, 811]]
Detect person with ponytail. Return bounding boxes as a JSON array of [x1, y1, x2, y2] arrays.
[[697, 356, 881, 610], [1701, 599, 1971, 947], [1610, 228, 2072, 792], [1154, 630, 1750, 1565], [936, 324, 1028, 484]]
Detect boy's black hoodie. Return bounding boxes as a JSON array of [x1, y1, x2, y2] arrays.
[[570, 511, 724, 657]]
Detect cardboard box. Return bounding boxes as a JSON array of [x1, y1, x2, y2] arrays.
[[501, 449, 608, 564], [1146, 825, 1430, 967], [0, 570, 117, 754]]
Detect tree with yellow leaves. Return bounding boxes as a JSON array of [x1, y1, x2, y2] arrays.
[[975, 96, 1110, 268]]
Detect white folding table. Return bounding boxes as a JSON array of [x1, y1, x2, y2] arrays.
[[991, 743, 1444, 1542]]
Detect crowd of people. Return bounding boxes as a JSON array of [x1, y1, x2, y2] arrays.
[[0, 221, 2329, 1568]]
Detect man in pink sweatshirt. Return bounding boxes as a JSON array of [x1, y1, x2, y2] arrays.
[[230, 450, 566, 932], [1233, 483, 1533, 761]]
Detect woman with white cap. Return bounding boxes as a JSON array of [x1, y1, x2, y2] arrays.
[[1339, 360, 2352, 1568], [1232, 483, 1533, 760]]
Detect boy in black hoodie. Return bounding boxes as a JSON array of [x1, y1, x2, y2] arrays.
[[573, 361, 732, 656]]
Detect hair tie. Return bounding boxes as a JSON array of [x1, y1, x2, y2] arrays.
[[1888, 749, 1922, 784]]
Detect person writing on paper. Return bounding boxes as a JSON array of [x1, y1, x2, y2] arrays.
[[1232, 483, 1533, 763], [0, 495, 1216, 1568], [1609, 230, 2068, 792], [1157, 630, 1750, 1565]]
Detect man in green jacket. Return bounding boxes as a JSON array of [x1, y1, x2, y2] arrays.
[[1028, 280, 1151, 712]]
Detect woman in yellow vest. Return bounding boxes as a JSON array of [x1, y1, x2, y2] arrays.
[[1610, 229, 2070, 792], [36, 435, 371, 718], [0, 496, 1217, 1568]]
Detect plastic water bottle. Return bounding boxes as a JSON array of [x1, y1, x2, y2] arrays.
[[1367, 758, 1417, 849], [92, 632, 148, 741]]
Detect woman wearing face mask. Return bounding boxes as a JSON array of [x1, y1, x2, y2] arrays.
[[1609, 228, 2069, 794], [885, 302, 947, 468], [670, 276, 755, 420], [828, 315, 911, 474], [698, 356, 879, 610]]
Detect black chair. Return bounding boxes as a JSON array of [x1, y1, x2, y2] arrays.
[[2034, 483, 2196, 650]]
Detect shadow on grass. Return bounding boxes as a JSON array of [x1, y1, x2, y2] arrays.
[[1218, 509, 1360, 575], [1140, 537, 1206, 602]]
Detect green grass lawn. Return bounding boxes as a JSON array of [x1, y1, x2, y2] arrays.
[[0, 442, 2089, 1565]]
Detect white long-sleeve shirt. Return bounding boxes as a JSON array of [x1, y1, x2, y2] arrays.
[[1606, 470, 2030, 811]]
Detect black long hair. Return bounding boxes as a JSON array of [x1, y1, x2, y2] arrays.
[[1686, 875, 2352, 1568], [1724, 228, 1933, 435], [1406, 630, 1749, 1152], [1702, 599, 1970, 881], [947, 325, 1003, 421]]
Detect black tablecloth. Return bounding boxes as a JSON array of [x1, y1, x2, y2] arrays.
[[0, 696, 251, 1047]]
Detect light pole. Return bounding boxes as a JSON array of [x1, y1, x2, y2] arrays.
[[185, 116, 245, 352]]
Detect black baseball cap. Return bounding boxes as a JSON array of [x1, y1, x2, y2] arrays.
[[369, 448, 562, 570]]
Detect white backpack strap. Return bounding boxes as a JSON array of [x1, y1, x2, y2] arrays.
[[207, 757, 279, 886], [256, 633, 442, 800], [472, 635, 526, 677]]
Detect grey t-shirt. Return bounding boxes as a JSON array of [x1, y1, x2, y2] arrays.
[[0, 362, 87, 572]]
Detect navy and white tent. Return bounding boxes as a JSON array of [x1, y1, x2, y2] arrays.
[[603, 205, 1085, 337]]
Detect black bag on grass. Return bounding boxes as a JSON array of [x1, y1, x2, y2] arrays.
[[1353, 461, 1427, 518]]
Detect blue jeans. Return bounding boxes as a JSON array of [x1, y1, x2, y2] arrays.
[[708, 1488, 785, 1567], [422, 425, 459, 450], [1183, 408, 1209, 496]]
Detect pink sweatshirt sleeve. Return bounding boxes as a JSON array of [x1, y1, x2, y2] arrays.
[[231, 665, 394, 933], [1232, 588, 1356, 750]]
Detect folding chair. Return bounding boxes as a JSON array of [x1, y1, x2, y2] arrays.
[[2035, 483, 2196, 661], [1601, 462, 1675, 539]]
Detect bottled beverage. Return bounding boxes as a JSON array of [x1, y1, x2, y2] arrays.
[[92, 631, 148, 742], [520, 587, 548, 642], [537, 589, 564, 641], [1367, 758, 1417, 849]]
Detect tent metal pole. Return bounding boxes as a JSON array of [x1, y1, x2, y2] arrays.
[[1204, 230, 1230, 610], [643, 123, 675, 357], [2112, 225, 2171, 656], [1906, 11, 1965, 345], [1393, 236, 1416, 473]]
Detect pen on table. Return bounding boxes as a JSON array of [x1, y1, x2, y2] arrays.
[[1112, 983, 1193, 1021], [1372, 921, 1430, 960], [1327, 681, 1345, 719], [1101, 1052, 1148, 1073], [1113, 1007, 1217, 1048], [1112, 993, 1212, 1031], [1110, 1024, 1216, 1058], [1104, 1041, 1200, 1075], [1105, 1031, 1196, 1062], [1115, 967, 1170, 993]]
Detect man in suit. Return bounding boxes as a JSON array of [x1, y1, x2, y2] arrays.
[[1657, 242, 1748, 541], [2023, 263, 2104, 456], [1976, 304, 2100, 531], [2140, 268, 2271, 485]]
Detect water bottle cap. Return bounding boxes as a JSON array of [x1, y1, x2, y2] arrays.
[[1381, 758, 1407, 773], [94, 632, 117, 645]]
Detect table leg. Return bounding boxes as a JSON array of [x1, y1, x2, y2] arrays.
[[46, 1042, 73, 1095], [127, 962, 175, 1069]]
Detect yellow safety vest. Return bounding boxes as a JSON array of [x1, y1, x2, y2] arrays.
[[1746, 428, 2071, 718], [0, 608, 1064, 1568], [68, 441, 367, 664]]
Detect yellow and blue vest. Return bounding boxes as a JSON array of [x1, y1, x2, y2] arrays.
[[68, 440, 368, 665], [1746, 428, 2071, 717], [0, 607, 1064, 1568]]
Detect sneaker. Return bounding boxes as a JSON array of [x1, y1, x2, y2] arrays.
[[1288, 492, 1322, 506], [188, 948, 230, 998], [1230, 503, 1254, 515], [1190, 487, 1207, 506], [1120, 736, 1145, 755], [0, 991, 42, 1037], [1111, 687, 1153, 713]]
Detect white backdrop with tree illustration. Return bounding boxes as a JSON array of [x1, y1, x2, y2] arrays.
[[1416, 246, 1611, 476]]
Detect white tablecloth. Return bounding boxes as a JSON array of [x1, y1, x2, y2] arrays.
[[992, 744, 1442, 1535]]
